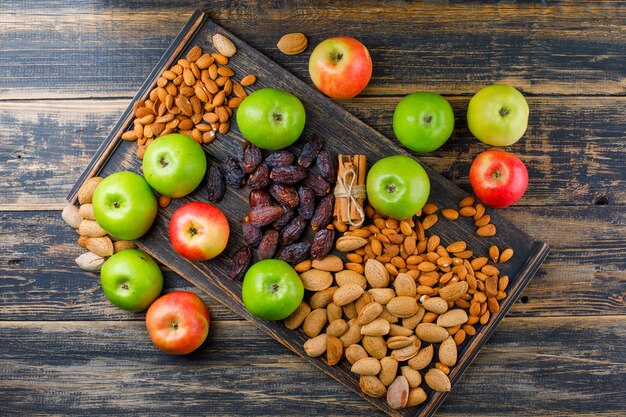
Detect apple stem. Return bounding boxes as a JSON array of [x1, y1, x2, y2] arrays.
[[273, 113, 282, 122], [386, 184, 397, 193], [330, 51, 343, 63], [272, 283, 279, 293], [170, 321, 178, 330], [189, 227, 198, 237], [499, 107, 509, 117], [160, 156, 169, 168]]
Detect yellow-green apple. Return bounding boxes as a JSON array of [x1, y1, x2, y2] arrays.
[[169, 202, 229, 261], [92, 171, 157, 240], [100, 249, 163, 312], [470, 149, 528, 208], [236, 88, 306, 150], [467, 84, 529, 146], [366, 155, 430, 220], [146, 291, 210, 355], [309, 36, 372, 99], [142, 133, 207, 198]]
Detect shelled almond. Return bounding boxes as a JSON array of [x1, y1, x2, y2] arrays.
[[284, 202, 510, 410], [121, 36, 257, 159]]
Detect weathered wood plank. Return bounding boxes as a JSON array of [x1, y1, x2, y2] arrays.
[[0, 1, 624, 98], [0, 203, 622, 321], [0, 317, 623, 416], [1, 96, 623, 210]]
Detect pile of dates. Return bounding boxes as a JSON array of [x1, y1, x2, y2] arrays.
[[207, 134, 338, 279]]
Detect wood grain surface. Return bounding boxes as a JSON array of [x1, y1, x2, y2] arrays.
[[0, 1, 624, 416]]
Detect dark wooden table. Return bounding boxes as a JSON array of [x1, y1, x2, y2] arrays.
[[1, 2, 624, 416]]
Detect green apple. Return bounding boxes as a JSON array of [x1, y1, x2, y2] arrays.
[[393, 92, 455, 152], [236, 88, 306, 150], [100, 249, 163, 312], [241, 259, 304, 320], [366, 155, 430, 220], [142, 134, 207, 198], [92, 171, 157, 240], [467, 84, 529, 146]]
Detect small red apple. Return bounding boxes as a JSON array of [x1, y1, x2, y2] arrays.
[[169, 201, 229, 261], [308, 36, 372, 99], [469, 149, 529, 208], [146, 291, 210, 355]]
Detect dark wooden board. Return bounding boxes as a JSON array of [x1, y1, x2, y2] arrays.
[[2, 96, 625, 210], [1, 1, 625, 99], [0, 318, 624, 416], [66, 11, 549, 417], [2, 207, 624, 322]]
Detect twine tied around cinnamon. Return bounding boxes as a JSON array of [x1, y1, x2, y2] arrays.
[[333, 166, 366, 227]]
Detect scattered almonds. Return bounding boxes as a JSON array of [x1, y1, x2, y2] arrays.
[[277, 32, 308, 55]]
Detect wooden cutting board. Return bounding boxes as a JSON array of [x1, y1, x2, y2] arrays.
[[68, 10, 549, 417]]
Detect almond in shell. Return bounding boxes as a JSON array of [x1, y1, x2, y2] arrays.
[[335, 270, 367, 289], [368, 288, 396, 305], [359, 375, 387, 398], [77, 177, 103, 204], [402, 307, 425, 330], [401, 366, 422, 389], [326, 335, 343, 366], [351, 357, 381, 376], [393, 273, 417, 297], [346, 343, 369, 364], [390, 341, 420, 362], [284, 301, 311, 330], [303, 334, 327, 357], [85, 236, 114, 258], [77, 204, 95, 220], [327, 302, 343, 322], [425, 368, 451, 392], [386, 336, 413, 350], [421, 296, 449, 314], [333, 283, 364, 306], [362, 335, 387, 359], [311, 254, 343, 271], [407, 387, 428, 407], [340, 319, 363, 346], [212, 33, 237, 57], [439, 336, 458, 367], [113, 240, 136, 253], [386, 296, 419, 318], [309, 286, 337, 309], [300, 269, 333, 291], [62, 204, 82, 228], [408, 345, 434, 370], [303, 308, 327, 338], [356, 302, 383, 325], [389, 324, 414, 337], [360, 318, 390, 336], [416, 323, 449, 343], [75, 251, 105, 272], [277, 32, 308, 55], [437, 309, 469, 328], [378, 356, 399, 387], [327, 319, 349, 337], [439, 280, 469, 301], [364, 258, 390, 288], [77, 219, 108, 238], [386, 375, 409, 409]]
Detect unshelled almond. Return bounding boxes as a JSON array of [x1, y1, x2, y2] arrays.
[[416, 323, 449, 343], [408, 345, 434, 370], [327, 318, 349, 337], [393, 273, 416, 297], [362, 335, 387, 359], [356, 302, 383, 325], [360, 318, 390, 336], [113, 240, 136, 253], [379, 356, 399, 386], [303, 308, 327, 338], [437, 309, 469, 328], [438, 336, 458, 367], [335, 270, 367, 289], [364, 259, 390, 288], [368, 288, 396, 305], [333, 283, 365, 307], [77, 219, 107, 238], [390, 342, 419, 362], [359, 375, 387, 398], [386, 375, 409, 409], [326, 335, 343, 366], [401, 366, 422, 389], [422, 297, 449, 314], [407, 387, 428, 407], [277, 32, 308, 55], [386, 296, 419, 318], [75, 251, 105, 272], [84, 236, 114, 258], [309, 287, 337, 309], [78, 204, 95, 220], [439, 281, 469, 301], [345, 344, 368, 364], [312, 255, 343, 272], [340, 319, 363, 346]]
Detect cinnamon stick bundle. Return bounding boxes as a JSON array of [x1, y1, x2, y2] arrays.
[[333, 154, 367, 227]]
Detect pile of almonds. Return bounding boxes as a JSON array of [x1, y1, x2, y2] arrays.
[[121, 34, 257, 160], [62, 177, 136, 271], [284, 198, 513, 410], [427, 196, 497, 237]]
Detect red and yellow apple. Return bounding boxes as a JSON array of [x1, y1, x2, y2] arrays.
[[146, 291, 210, 355], [308, 36, 372, 99], [169, 202, 229, 261], [469, 149, 529, 208]]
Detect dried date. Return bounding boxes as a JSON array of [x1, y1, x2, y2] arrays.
[[268, 183, 299, 209], [222, 156, 245, 188], [272, 207, 296, 230], [248, 164, 270, 190], [264, 151, 294, 168], [276, 242, 311, 265], [310, 228, 335, 259], [246, 206, 283, 227], [297, 186, 316, 220], [303, 173, 331, 196], [257, 229, 279, 260], [270, 165, 308, 184], [297, 133, 324, 168], [249, 189, 271, 208], [279, 215, 307, 246], [316, 150, 338, 184], [241, 220, 262, 247], [207, 165, 226, 203], [240, 141, 262, 174], [228, 246, 251, 280], [310, 194, 335, 230]]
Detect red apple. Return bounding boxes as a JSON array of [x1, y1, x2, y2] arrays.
[[308, 36, 372, 99], [470, 149, 529, 208], [146, 291, 210, 355], [169, 201, 229, 261]]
